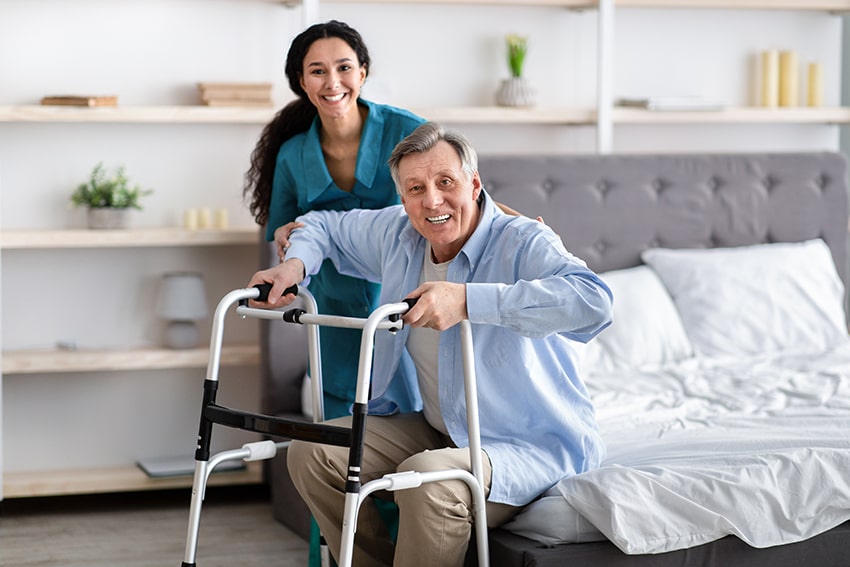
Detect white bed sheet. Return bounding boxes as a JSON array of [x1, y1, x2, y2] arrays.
[[502, 343, 850, 554]]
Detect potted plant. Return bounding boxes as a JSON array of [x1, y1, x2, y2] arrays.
[[70, 163, 153, 229], [496, 34, 536, 107]]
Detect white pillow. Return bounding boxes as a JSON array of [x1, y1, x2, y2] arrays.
[[642, 239, 849, 358], [582, 265, 694, 374]]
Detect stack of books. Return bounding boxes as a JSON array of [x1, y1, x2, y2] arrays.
[[197, 82, 273, 107], [40, 95, 118, 107]]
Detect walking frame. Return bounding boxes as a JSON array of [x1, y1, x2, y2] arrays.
[[180, 283, 490, 567]]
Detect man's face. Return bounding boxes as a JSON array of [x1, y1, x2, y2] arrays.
[[398, 140, 482, 264]]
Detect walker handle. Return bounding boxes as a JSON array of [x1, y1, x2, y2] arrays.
[[389, 297, 419, 322], [252, 283, 299, 302]]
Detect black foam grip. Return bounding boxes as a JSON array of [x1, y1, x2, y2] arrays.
[[390, 297, 419, 322], [254, 283, 298, 302]]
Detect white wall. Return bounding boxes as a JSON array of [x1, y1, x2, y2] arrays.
[[320, 2, 841, 153], [0, 0, 843, 476]]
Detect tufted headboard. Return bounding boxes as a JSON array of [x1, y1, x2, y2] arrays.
[[480, 152, 849, 289]]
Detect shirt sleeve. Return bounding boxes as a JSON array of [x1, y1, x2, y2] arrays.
[[265, 150, 301, 241], [465, 225, 613, 342], [287, 207, 399, 284]]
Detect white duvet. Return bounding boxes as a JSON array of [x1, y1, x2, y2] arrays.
[[502, 345, 850, 555]]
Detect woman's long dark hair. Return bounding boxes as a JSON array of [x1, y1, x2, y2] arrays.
[[243, 20, 372, 226]]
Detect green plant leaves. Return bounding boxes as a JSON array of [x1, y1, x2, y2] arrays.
[[506, 34, 528, 78], [70, 162, 153, 210]]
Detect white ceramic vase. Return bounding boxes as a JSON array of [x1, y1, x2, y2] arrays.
[[87, 207, 129, 229], [496, 77, 536, 107]]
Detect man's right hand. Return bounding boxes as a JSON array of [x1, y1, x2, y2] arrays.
[[247, 258, 305, 308]]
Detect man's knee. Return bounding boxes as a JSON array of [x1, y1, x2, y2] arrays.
[[397, 447, 468, 475], [394, 450, 473, 515]]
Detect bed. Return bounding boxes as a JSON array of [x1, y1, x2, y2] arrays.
[[472, 151, 850, 566], [259, 151, 850, 566]]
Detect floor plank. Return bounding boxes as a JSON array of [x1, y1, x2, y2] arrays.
[[0, 486, 309, 567]]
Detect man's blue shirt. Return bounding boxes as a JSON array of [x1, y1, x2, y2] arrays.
[[287, 191, 613, 507]]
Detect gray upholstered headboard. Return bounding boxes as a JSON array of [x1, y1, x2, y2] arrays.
[[261, 151, 850, 417], [480, 152, 849, 289]]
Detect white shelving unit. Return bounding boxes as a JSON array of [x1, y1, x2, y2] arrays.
[[0, 0, 844, 501]]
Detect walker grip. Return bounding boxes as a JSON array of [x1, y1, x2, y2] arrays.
[[253, 283, 298, 302], [389, 297, 419, 323]]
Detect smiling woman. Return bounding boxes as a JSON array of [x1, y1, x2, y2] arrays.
[[243, 20, 426, 421], [241, 20, 427, 566]]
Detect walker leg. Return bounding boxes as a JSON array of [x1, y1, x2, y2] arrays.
[[181, 460, 210, 566]]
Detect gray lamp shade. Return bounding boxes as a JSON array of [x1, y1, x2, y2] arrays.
[[156, 272, 209, 321]]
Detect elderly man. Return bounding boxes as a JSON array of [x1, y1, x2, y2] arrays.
[[248, 122, 612, 566]]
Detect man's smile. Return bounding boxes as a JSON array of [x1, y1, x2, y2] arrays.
[[427, 214, 451, 224]]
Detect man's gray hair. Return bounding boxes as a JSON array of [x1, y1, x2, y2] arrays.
[[388, 122, 478, 194]]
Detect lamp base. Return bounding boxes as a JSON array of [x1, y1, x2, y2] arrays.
[[164, 320, 200, 350]]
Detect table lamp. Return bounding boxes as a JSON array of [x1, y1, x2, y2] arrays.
[[156, 271, 209, 349]]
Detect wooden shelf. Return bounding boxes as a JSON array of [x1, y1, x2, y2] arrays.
[[417, 106, 596, 124], [0, 227, 259, 249], [276, 0, 850, 9], [0, 105, 276, 124], [0, 105, 850, 127], [612, 106, 850, 124], [3, 460, 263, 498], [0, 104, 598, 125], [2, 345, 260, 374], [2, 105, 849, 126], [614, 0, 850, 10]]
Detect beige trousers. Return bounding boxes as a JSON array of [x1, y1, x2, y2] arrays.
[[287, 412, 521, 567]]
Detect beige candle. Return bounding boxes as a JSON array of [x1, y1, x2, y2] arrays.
[[807, 62, 823, 107], [198, 207, 212, 229], [779, 50, 798, 107], [760, 50, 779, 107], [183, 208, 199, 230], [214, 208, 229, 230]]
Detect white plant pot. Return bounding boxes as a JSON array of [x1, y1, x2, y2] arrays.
[[496, 77, 536, 107], [87, 207, 129, 230]]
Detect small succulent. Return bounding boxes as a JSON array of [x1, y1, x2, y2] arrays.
[[70, 163, 153, 210], [506, 34, 528, 78]]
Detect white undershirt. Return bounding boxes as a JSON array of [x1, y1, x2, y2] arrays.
[[407, 242, 450, 435]]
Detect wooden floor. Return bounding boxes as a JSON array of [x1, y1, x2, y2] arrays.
[[0, 485, 309, 567]]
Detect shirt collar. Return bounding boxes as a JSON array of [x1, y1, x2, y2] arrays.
[[457, 189, 497, 272], [355, 98, 383, 189], [303, 118, 334, 203], [303, 98, 383, 203]]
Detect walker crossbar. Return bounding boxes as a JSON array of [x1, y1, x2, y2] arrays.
[[202, 401, 351, 446]]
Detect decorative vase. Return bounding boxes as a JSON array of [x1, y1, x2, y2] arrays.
[[496, 77, 536, 107], [87, 207, 129, 229]]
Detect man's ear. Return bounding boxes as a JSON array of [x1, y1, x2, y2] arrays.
[[471, 171, 482, 200]]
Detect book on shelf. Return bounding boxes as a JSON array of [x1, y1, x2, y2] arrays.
[[616, 96, 725, 112], [137, 455, 245, 478], [40, 95, 119, 107], [203, 99, 275, 107], [197, 82, 273, 105]]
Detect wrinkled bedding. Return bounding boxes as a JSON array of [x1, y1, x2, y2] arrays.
[[502, 344, 850, 554]]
